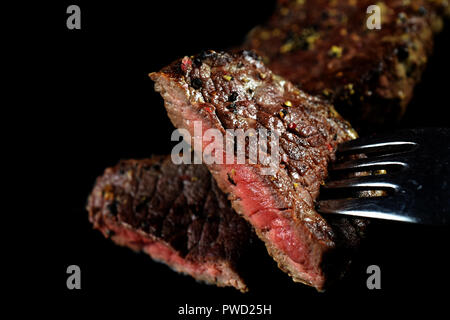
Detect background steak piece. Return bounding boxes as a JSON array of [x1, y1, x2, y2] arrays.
[[87, 156, 253, 292], [244, 0, 449, 128], [150, 50, 367, 290]]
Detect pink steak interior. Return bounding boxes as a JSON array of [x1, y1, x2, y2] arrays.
[[155, 74, 326, 288], [95, 215, 247, 291]]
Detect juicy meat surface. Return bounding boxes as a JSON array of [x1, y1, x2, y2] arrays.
[[244, 0, 449, 127], [87, 157, 253, 292], [150, 50, 367, 290]]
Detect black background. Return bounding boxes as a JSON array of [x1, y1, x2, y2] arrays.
[[33, 1, 450, 317]]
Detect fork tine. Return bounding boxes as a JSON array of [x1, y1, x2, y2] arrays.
[[323, 174, 400, 190], [338, 137, 417, 155], [317, 197, 417, 223], [331, 154, 408, 172]]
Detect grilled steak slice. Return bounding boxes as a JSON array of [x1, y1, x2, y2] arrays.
[[87, 156, 253, 292], [150, 50, 363, 290], [244, 0, 449, 127]]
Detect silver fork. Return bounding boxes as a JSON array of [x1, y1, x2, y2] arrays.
[[317, 128, 450, 225]]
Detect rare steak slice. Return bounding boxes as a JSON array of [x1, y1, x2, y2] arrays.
[[87, 156, 253, 292], [150, 50, 362, 290], [243, 0, 449, 128]]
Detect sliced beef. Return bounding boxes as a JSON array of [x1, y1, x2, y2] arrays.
[[243, 0, 449, 128], [87, 156, 253, 292], [150, 50, 366, 290]]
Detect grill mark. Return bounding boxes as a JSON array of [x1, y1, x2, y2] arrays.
[[88, 157, 253, 268]]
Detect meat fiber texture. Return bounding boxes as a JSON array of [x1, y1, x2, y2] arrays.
[[87, 157, 253, 292], [243, 0, 449, 128], [150, 50, 368, 290]]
